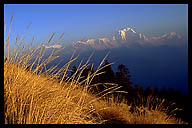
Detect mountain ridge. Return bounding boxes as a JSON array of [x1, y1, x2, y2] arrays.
[[71, 27, 185, 50], [42, 27, 186, 52]]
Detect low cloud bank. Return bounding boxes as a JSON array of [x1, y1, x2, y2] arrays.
[[43, 44, 62, 49]]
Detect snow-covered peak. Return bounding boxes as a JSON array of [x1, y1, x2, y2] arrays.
[[118, 29, 127, 40], [71, 27, 184, 51], [99, 38, 110, 44], [86, 39, 95, 44], [118, 27, 137, 40], [118, 27, 137, 33], [151, 32, 180, 41], [130, 28, 136, 33], [170, 32, 176, 36]]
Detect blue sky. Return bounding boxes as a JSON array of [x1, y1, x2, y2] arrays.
[[4, 4, 188, 47]]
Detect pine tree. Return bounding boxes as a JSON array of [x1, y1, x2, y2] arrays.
[[99, 60, 116, 83], [116, 64, 132, 91], [145, 86, 155, 96], [115, 64, 133, 102]]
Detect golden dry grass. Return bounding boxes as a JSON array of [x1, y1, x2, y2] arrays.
[[4, 60, 186, 124], [4, 61, 98, 124], [4, 17, 187, 124]]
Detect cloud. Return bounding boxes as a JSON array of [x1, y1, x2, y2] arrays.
[[43, 44, 62, 49]]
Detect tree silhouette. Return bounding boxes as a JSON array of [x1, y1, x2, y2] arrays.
[[116, 64, 132, 91], [145, 86, 155, 96], [115, 64, 134, 103], [81, 65, 94, 83], [99, 60, 116, 83]]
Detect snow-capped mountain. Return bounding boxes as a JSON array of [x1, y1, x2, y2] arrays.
[[71, 27, 185, 50]]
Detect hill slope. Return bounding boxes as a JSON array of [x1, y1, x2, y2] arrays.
[[4, 59, 186, 124]]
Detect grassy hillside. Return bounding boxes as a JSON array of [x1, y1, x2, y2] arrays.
[[4, 59, 186, 124], [4, 46, 186, 124]]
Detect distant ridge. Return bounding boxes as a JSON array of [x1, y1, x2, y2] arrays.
[[71, 27, 185, 50]]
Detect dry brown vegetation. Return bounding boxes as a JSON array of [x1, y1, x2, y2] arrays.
[[4, 17, 186, 124]]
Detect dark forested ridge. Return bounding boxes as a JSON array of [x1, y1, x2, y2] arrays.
[[65, 60, 190, 124]]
